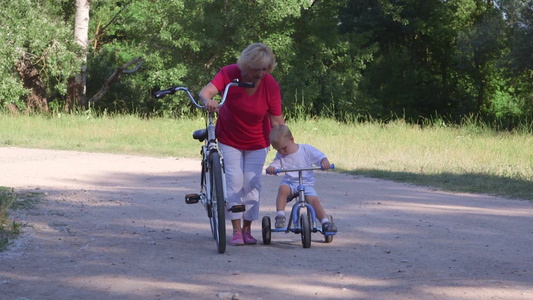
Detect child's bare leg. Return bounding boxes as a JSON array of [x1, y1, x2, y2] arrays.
[[276, 185, 292, 212], [305, 195, 327, 221], [306, 195, 337, 232], [275, 185, 291, 228]]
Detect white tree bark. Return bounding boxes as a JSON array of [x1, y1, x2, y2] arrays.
[[74, 0, 90, 108]]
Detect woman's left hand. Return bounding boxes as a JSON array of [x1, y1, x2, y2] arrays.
[[269, 114, 285, 127]]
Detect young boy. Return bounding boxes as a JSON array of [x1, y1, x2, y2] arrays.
[[266, 125, 337, 233]]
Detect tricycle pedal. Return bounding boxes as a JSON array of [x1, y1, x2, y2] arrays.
[[228, 204, 246, 213], [185, 193, 200, 204]]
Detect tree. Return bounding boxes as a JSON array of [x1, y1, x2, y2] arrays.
[[83, 0, 313, 115], [340, 0, 462, 120], [281, 0, 375, 120], [68, 0, 91, 110], [496, 0, 533, 119], [0, 0, 82, 112], [455, 1, 508, 116], [2, 0, 530, 125]]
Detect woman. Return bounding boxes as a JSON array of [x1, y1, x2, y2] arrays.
[[199, 43, 285, 246]]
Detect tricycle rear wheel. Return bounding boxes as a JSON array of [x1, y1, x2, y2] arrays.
[[324, 215, 334, 243], [262, 216, 271, 245]]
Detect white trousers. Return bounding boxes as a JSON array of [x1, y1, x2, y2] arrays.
[[219, 143, 268, 221]]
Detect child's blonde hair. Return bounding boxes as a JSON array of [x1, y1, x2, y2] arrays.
[[269, 125, 293, 145]]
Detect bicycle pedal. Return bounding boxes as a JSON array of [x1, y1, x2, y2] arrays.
[[185, 194, 200, 204], [228, 204, 246, 213]]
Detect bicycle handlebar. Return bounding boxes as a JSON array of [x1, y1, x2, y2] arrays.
[[266, 164, 335, 175], [153, 80, 255, 110]]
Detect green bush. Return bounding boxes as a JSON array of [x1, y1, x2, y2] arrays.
[[0, 0, 82, 110]]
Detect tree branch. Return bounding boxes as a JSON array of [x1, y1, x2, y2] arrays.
[[88, 56, 144, 104], [100, 0, 133, 33]]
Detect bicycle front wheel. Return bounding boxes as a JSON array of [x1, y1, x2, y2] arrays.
[[209, 151, 226, 254]]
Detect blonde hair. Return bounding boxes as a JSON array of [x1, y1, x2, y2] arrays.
[[269, 125, 292, 146], [237, 43, 276, 72]]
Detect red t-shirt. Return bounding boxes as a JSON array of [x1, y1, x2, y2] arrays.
[[212, 64, 282, 150]]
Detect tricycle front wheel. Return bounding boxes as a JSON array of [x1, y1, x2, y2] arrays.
[[301, 212, 311, 248]]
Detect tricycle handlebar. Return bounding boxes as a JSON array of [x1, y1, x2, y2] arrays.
[[153, 80, 254, 110], [266, 164, 335, 175]]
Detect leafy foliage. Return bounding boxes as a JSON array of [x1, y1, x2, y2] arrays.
[[0, 0, 532, 127], [0, 0, 82, 110]]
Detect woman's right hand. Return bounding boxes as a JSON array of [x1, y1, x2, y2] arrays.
[[199, 82, 220, 113], [204, 99, 219, 112]]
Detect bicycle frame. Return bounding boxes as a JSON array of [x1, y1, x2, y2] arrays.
[[154, 80, 253, 254], [194, 102, 223, 213], [187, 82, 251, 214]]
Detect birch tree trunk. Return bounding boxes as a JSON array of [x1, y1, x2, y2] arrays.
[[71, 0, 90, 109]]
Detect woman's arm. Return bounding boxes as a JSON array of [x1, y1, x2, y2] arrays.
[[199, 82, 220, 112], [269, 114, 285, 127]]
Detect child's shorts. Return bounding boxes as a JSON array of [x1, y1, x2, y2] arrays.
[[280, 180, 317, 201]]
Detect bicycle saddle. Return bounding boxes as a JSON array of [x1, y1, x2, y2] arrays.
[[193, 129, 207, 142]]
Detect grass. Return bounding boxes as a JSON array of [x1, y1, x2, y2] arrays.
[[1, 112, 205, 158], [0, 187, 21, 250], [0, 187, 45, 250], [0, 112, 532, 202], [291, 118, 533, 200]]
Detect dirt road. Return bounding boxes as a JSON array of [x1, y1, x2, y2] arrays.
[[0, 147, 531, 299]]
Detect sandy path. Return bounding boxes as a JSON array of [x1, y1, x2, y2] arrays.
[[0, 147, 531, 299]]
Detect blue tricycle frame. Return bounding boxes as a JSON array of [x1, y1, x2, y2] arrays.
[[262, 164, 336, 248]]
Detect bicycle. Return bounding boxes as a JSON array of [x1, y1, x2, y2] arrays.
[[154, 80, 254, 254], [262, 165, 336, 248]]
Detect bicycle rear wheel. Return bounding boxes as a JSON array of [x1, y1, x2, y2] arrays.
[[210, 151, 226, 254]]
